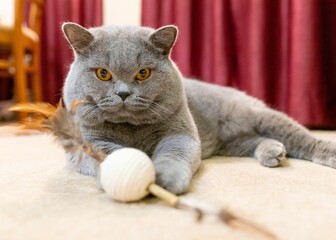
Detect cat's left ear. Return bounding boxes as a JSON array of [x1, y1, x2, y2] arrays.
[[149, 25, 178, 55]]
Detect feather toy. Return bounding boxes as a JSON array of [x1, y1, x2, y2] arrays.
[[9, 101, 277, 240]]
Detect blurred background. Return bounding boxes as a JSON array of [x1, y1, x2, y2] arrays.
[[0, 0, 335, 128]]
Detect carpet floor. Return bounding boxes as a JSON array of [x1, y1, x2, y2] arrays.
[[1, 126, 336, 240]]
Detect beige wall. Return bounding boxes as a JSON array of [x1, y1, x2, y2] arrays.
[[103, 0, 141, 26], [0, 0, 140, 27], [0, 0, 14, 26]]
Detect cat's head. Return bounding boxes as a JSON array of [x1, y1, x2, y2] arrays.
[[62, 23, 184, 126]]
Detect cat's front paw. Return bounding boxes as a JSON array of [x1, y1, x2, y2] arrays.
[[255, 139, 286, 167], [67, 152, 98, 176], [155, 164, 192, 195]]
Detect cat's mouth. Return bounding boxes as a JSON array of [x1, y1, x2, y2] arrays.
[[87, 95, 172, 125], [98, 101, 123, 112]]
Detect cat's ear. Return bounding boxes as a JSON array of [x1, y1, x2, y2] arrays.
[[62, 22, 94, 54], [149, 25, 178, 55]]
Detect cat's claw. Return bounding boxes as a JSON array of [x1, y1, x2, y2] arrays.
[[255, 139, 286, 167], [155, 167, 191, 195]]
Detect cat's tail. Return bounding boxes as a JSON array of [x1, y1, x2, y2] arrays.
[[255, 108, 336, 168]]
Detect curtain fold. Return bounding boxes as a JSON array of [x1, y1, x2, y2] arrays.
[[40, 0, 102, 104], [142, 0, 336, 128]]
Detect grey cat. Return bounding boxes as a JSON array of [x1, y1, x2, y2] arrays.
[[62, 22, 336, 194]]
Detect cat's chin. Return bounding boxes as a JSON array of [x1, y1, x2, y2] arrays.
[[103, 111, 163, 125], [103, 115, 145, 125]]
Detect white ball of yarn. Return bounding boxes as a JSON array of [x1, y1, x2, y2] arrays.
[[100, 148, 156, 202]]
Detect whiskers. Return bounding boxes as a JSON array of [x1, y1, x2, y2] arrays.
[[76, 95, 174, 124], [135, 96, 173, 122], [78, 101, 102, 122]]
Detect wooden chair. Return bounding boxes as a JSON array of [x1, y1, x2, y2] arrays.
[[0, 0, 44, 120]]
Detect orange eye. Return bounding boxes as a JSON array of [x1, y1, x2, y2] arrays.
[[135, 68, 151, 81], [96, 68, 112, 81]]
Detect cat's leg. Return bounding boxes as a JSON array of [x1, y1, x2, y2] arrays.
[[220, 135, 286, 167], [71, 140, 123, 189], [312, 141, 336, 168], [67, 140, 123, 189], [152, 135, 201, 194], [67, 152, 98, 176], [254, 108, 336, 168]]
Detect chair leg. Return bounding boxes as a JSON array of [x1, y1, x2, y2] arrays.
[[31, 43, 42, 102], [13, 45, 28, 121]]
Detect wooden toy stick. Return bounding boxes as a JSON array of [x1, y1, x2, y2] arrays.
[[148, 183, 180, 206], [148, 183, 277, 240]]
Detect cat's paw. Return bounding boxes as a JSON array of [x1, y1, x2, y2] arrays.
[[255, 139, 286, 167], [155, 164, 192, 194], [67, 153, 98, 176]]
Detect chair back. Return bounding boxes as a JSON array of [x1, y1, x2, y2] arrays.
[[14, 0, 44, 36], [28, 0, 44, 35]]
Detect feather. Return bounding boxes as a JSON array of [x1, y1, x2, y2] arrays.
[[9, 101, 58, 131], [9, 100, 106, 164], [44, 101, 106, 162], [9, 102, 57, 117], [177, 197, 277, 239], [20, 115, 49, 132]]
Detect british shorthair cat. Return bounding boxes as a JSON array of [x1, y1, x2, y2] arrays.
[[62, 23, 336, 194]]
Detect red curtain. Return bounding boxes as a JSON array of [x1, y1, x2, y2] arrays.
[[40, 0, 102, 104], [142, 0, 336, 128]]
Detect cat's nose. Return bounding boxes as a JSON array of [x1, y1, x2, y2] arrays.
[[117, 91, 131, 101]]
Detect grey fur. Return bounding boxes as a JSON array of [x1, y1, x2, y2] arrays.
[[62, 23, 336, 194]]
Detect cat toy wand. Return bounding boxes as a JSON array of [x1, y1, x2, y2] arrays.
[[10, 101, 277, 240]]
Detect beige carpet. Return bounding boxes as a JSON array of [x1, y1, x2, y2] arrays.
[[1, 126, 336, 240]]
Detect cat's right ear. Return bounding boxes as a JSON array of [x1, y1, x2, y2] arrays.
[[62, 22, 94, 54]]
